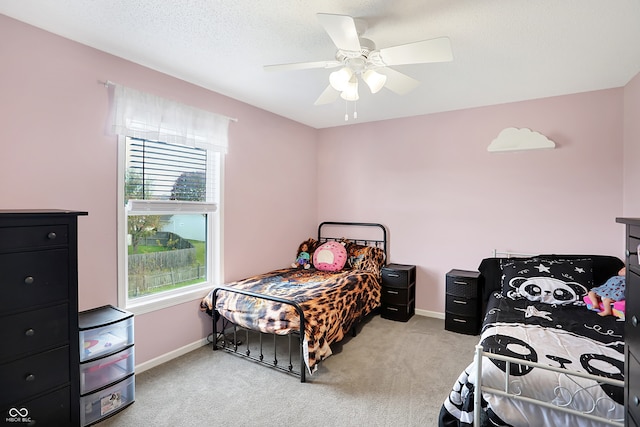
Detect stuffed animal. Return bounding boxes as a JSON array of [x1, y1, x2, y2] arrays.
[[292, 238, 316, 269]]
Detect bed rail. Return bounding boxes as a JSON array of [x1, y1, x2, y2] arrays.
[[211, 286, 307, 382], [473, 345, 624, 426]]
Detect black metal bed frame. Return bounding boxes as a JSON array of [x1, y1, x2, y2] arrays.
[[211, 221, 387, 383]]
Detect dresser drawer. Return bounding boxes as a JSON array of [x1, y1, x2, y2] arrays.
[[446, 294, 478, 316], [0, 304, 69, 362], [0, 249, 69, 312], [0, 346, 69, 407], [627, 271, 640, 355], [630, 233, 640, 276], [381, 286, 409, 305], [0, 224, 68, 253], [0, 386, 71, 426], [628, 352, 640, 426]]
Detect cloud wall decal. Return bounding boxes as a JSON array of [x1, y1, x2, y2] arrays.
[[487, 127, 556, 152]]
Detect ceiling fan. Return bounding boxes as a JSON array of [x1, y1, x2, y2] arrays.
[[264, 13, 453, 107]]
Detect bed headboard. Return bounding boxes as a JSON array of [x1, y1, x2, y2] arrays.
[[317, 221, 387, 263]]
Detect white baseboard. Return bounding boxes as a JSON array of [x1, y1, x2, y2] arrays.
[[135, 337, 209, 374], [415, 308, 445, 319]]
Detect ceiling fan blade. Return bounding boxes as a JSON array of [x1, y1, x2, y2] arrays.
[[378, 37, 453, 66], [377, 68, 420, 95], [264, 60, 341, 72], [316, 13, 361, 52], [314, 85, 340, 105]]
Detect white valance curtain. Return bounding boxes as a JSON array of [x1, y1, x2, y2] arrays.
[[110, 84, 230, 152]]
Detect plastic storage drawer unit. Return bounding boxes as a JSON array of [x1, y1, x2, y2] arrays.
[[79, 305, 135, 426]]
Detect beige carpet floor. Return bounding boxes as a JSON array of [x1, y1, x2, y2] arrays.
[[98, 314, 478, 427]]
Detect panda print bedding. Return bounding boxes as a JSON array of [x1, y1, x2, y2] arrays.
[[439, 255, 625, 427]]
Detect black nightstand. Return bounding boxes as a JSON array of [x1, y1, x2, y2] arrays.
[[445, 269, 481, 335], [380, 263, 416, 322]]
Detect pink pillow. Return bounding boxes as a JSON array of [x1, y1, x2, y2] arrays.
[[313, 241, 347, 272]]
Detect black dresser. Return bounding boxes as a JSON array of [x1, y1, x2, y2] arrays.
[[445, 269, 481, 335], [380, 263, 416, 322], [0, 210, 86, 426], [617, 217, 640, 427]]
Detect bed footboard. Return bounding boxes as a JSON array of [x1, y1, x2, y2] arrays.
[[211, 286, 307, 382], [473, 345, 624, 426]]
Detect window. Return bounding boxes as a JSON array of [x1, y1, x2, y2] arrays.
[[118, 137, 222, 313], [110, 84, 230, 314]]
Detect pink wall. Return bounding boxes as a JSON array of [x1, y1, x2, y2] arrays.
[[1, 14, 637, 364], [624, 72, 640, 215], [317, 90, 625, 314], [0, 16, 318, 365]]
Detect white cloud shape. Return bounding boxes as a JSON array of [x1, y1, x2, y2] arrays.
[[487, 127, 556, 152]]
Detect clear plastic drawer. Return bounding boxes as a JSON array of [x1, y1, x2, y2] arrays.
[[80, 346, 134, 394], [80, 374, 135, 426], [79, 308, 133, 363]]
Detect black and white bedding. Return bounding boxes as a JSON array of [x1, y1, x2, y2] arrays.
[[439, 255, 625, 427]]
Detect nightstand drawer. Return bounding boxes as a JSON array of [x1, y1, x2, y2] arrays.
[[446, 294, 478, 316], [381, 264, 416, 288], [0, 249, 69, 312], [381, 287, 409, 305], [0, 224, 68, 252], [381, 304, 413, 322], [445, 313, 479, 335], [0, 304, 69, 362], [0, 346, 69, 407], [446, 270, 479, 299]]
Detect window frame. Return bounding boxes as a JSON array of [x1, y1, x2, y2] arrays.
[[117, 135, 223, 315]]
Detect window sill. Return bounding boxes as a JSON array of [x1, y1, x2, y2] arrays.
[[123, 283, 214, 316]]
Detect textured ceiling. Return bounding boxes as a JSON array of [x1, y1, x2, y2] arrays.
[[2, 0, 640, 128]]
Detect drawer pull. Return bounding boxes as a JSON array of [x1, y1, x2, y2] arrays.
[[453, 300, 468, 305], [47, 232, 57, 240], [24, 276, 34, 285], [454, 281, 468, 285], [387, 307, 399, 312], [453, 318, 467, 323], [633, 316, 639, 327], [387, 290, 399, 295], [387, 273, 400, 278], [25, 374, 35, 382], [25, 328, 35, 337], [635, 396, 640, 406]]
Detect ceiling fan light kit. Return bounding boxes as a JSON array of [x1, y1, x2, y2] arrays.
[[264, 12, 453, 120]]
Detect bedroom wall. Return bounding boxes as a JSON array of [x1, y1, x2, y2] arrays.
[[317, 89, 625, 316], [0, 15, 318, 366], [623, 71, 640, 215]]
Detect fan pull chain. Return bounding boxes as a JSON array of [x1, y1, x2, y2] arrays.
[[344, 99, 349, 121], [353, 99, 357, 120]]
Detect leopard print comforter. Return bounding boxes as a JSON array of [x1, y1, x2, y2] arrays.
[[200, 267, 381, 374]]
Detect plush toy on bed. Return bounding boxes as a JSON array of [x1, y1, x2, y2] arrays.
[[586, 266, 626, 318], [291, 238, 316, 269]]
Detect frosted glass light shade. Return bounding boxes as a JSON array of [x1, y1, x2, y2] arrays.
[[362, 70, 387, 93], [340, 77, 359, 101], [329, 67, 354, 91]]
